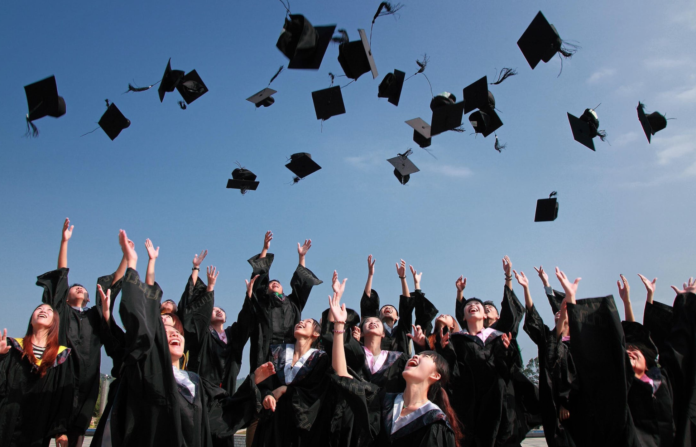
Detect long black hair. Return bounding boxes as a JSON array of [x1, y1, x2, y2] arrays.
[[420, 350, 463, 447]]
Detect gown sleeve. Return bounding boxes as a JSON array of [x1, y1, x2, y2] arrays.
[[360, 289, 380, 319], [495, 286, 525, 337], [36, 268, 71, 345], [286, 265, 323, 312], [643, 300, 673, 355], [205, 373, 263, 443], [182, 286, 215, 356], [330, 373, 382, 441], [414, 289, 439, 337], [455, 297, 466, 331], [522, 304, 547, 347], [419, 422, 457, 447], [248, 253, 274, 305], [393, 294, 416, 353]]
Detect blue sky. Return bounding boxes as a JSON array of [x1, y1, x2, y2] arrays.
[[1, 0, 695, 374]]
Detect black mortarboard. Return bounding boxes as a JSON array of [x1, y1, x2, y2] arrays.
[[378, 69, 405, 106], [159, 59, 185, 102], [535, 192, 559, 222], [312, 86, 346, 120], [637, 102, 667, 143], [98, 103, 130, 141], [276, 15, 336, 70], [24, 75, 66, 137], [337, 29, 378, 81], [430, 93, 465, 136], [247, 88, 277, 108], [387, 149, 419, 185], [517, 11, 567, 69], [406, 118, 432, 148], [463, 76, 495, 114], [176, 70, 208, 104], [568, 108, 605, 151], [469, 110, 503, 137], [286, 153, 321, 180], [226, 168, 259, 194]]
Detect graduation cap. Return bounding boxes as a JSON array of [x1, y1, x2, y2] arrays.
[[637, 102, 667, 143], [337, 29, 378, 81], [622, 321, 659, 367], [277, 15, 336, 70], [158, 59, 185, 102], [226, 166, 259, 194], [463, 77, 503, 137], [286, 153, 321, 182], [430, 92, 465, 136], [98, 103, 130, 141], [568, 108, 607, 151], [406, 118, 432, 148], [24, 75, 66, 137], [312, 86, 346, 121], [176, 70, 208, 105], [535, 191, 559, 222], [247, 66, 284, 108], [378, 69, 405, 106], [387, 149, 419, 185], [517, 11, 576, 70]]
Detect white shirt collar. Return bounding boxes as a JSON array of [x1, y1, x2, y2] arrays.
[[459, 327, 504, 344], [363, 346, 388, 374], [284, 345, 317, 384], [172, 367, 197, 403], [210, 326, 227, 344], [391, 394, 439, 434]]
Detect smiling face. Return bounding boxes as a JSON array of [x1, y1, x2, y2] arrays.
[[294, 318, 320, 339], [161, 301, 177, 314], [380, 305, 398, 322], [435, 315, 456, 331], [165, 325, 185, 361], [211, 307, 226, 324], [161, 314, 174, 327], [32, 304, 55, 328], [67, 285, 88, 307], [402, 354, 441, 384], [362, 317, 385, 338], [484, 305, 499, 321], [464, 300, 485, 324], [627, 346, 647, 377], [268, 281, 284, 295]]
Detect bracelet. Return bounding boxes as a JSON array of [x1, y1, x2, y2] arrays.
[[505, 275, 512, 280], [399, 276, 406, 279], [192, 267, 200, 271], [334, 321, 346, 324], [333, 329, 345, 334]]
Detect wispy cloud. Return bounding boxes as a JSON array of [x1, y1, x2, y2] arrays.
[[668, 2, 696, 31], [427, 165, 473, 178], [344, 154, 384, 171], [587, 68, 616, 84], [643, 57, 695, 70], [612, 131, 641, 148], [654, 133, 696, 167]]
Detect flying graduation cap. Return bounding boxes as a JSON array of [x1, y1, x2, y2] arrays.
[[463, 76, 503, 137], [387, 149, 419, 185], [24, 75, 66, 137], [406, 118, 432, 148], [429, 92, 465, 136], [157, 59, 208, 106], [637, 102, 668, 143], [378, 54, 431, 107], [159, 59, 185, 102], [276, 15, 337, 70], [535, 191, 559, 222], [286, 153, 321, 183], [227, 165, 259, 194], [517, 11, 577, 70], [335, 29, 378, 81], [99, 102, 130, 141], [568, 107, 607, 151], [247, 66, 284, 108], [312, 85, 346, 121]]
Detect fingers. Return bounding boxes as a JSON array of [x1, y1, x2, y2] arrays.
[[2, 328, 6, 341], [671, 285, 680, 294]]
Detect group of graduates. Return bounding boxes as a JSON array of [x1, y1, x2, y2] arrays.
[[1, 219, 696, 447]]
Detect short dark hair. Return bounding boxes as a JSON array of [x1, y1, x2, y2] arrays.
[[379, 304, 398, 317]]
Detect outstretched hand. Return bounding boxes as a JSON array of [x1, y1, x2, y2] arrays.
[[513, 270, 529, 288], [396, 259, 406, 278], [410, 265, 422, 288], [145, 239, 159, 260], [263, 231, 273, 251], [98, 284, 111, 321], [367, 255, 376, 276], [246, 274, 260, 298], [439, 326, 450, 349], [617, 275, 630, 302], [352, 326, 361, 341], [638, 274, 657, 294], [555, 267, 580, 303], [534, 265, 550, 287], [62, 218, 74, 242], [671, 278, 696, 295], [263, 395, 277, 412], [455, 275, 467, 292], [407, 324, 427, 347], [192, 250, 208, 267], [254, 362, 276, 384], [501, 332, 513, 349], [207, 266, 219, 291], [328, 277, 348, 324], [0, 329, 10, 355], [502, 256, 512, 276], [297, 239, 312, 257]]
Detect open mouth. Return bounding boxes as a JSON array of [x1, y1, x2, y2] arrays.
[[169, 339, 181, 347], [406, 358, 419, 368], [38, 313, 48, 319]]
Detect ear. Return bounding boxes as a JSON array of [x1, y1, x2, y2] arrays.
[[429, 371, 441, 382]]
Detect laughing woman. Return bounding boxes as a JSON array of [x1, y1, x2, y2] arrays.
[[0, 304, 73, 447], [329, 275, 461, 447]]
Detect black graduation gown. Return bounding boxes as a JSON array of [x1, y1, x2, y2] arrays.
[[36, 268, 119, 434], [248, 253, 323, 370], [437, 328, 518, 447], [360, 289, 416, 354], [658, 292, 696, 447], [355, 343, 408, 393], [627, 366, 675, 447], [0, 338, 73, 447], [253, 345, 331, 447], [566, 296, 636, 447], [523, 304, 578, 447], [643, 300, 673, 358], [180, 275, 252, 393], [99, 268, 261, 447], [330, 374, 456, 447]]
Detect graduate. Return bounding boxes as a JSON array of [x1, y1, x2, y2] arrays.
[[521, 267, 578, 447], [36, 219, 126, 447], [329, 275, 461, 447], [98, 230, 273, 447], [0, 304, 73, 447]]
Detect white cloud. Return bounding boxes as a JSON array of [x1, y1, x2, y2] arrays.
[[612, 131, 641, 148], [676, 85, 696, 102], [428, 165, 473, 178], [344, 154, 383, 170], [587, 68, 616, 84], [653, 132, 696, 168], [643, 57, 695, 70]]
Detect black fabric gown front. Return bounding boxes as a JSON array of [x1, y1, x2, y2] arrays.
[[0, 336, 73, 447], [98, 268, 261, 447], [36, 268, 120, 436], [330, 374, 456, 447], [179, 275, 252, 393], [247, 253, 323, 370]]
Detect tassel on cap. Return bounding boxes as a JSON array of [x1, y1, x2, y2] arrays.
[[332, 29, 349, 45], [178, 101, 187, 110], [25, 116, 39, 138], [494, 134, 506, 152], [490, 68, 518, 85]]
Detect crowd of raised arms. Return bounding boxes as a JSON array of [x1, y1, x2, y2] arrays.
[[2, 219, 696, 447]]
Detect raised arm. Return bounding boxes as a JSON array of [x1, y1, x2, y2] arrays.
[[455, 276, 467, 329], [396, 259, 409, 297], [555, 267, 580, 305], [514, 270, 533, 309], [503, 255, 513, 290], [365, 255, 375, 297], [297, 238, 311, 268], [191, 249, 208, 285], [57, 218, 73, 269], [144, 239, 160, 286], [329, 273, 350, 378], [260, 231, 272, 259], [617, 275, 635, 322], [638, 274, 657, 305]]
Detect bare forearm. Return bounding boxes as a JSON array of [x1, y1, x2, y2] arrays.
[[191, 268, 200, 285], [365, 274, 373, 297], [332, 323, 351, 377], [400, 278, 409, 297], [146, 259, 156, 286], [58, 240, 68, 269], [523, 286, 533, 310], [623, 300, 636, 322], [646, 291, 654, 305], [456, 290, 463, 302], [113, 256, 127, 284], [260, 248, 268, 259], [299, 255, 306, 268]]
